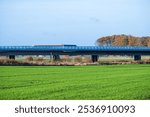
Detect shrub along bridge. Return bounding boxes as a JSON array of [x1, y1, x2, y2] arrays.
[[0, 45, 150, 62]]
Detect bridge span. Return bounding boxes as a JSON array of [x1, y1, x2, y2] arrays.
[[0, 45, 150, 62]]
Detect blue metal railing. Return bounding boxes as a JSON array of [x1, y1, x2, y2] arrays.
[[0, 46, 150, 51]]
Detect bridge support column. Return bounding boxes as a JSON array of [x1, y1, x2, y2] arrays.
[[134, 55, 141, 61], [53, 55, 60, 61], [9, 55, 15, 60], [91, 55, 98, 62]]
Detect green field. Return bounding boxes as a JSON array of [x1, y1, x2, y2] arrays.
[[0, 65, 150, 100]]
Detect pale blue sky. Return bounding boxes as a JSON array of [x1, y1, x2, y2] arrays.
[[0, 0, 150, 46]]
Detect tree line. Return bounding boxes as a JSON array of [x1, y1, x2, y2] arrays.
[[96, 34, 150, 46]]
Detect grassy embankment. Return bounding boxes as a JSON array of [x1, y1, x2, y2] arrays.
[[0, 65, 150, 100]]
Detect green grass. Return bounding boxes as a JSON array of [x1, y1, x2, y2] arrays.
[[0, 65, 150, 100]]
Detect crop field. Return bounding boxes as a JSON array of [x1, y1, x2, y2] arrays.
[[0, 65, 150, 100]]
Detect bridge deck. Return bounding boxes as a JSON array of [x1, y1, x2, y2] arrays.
[[0, 45, 150, 61], [0, 46, 150, 51]]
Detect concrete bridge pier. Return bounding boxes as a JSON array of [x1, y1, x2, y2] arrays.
[[53, 55, 60, 61], [9, 55, 15, 60], [134, 55, 141, 61], [91, 55, 99, 62]]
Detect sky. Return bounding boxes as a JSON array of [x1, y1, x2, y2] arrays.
[[0, 0, 150, 46]]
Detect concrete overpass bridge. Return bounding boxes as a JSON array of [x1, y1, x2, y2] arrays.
[[0, 45, 150, 62]]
